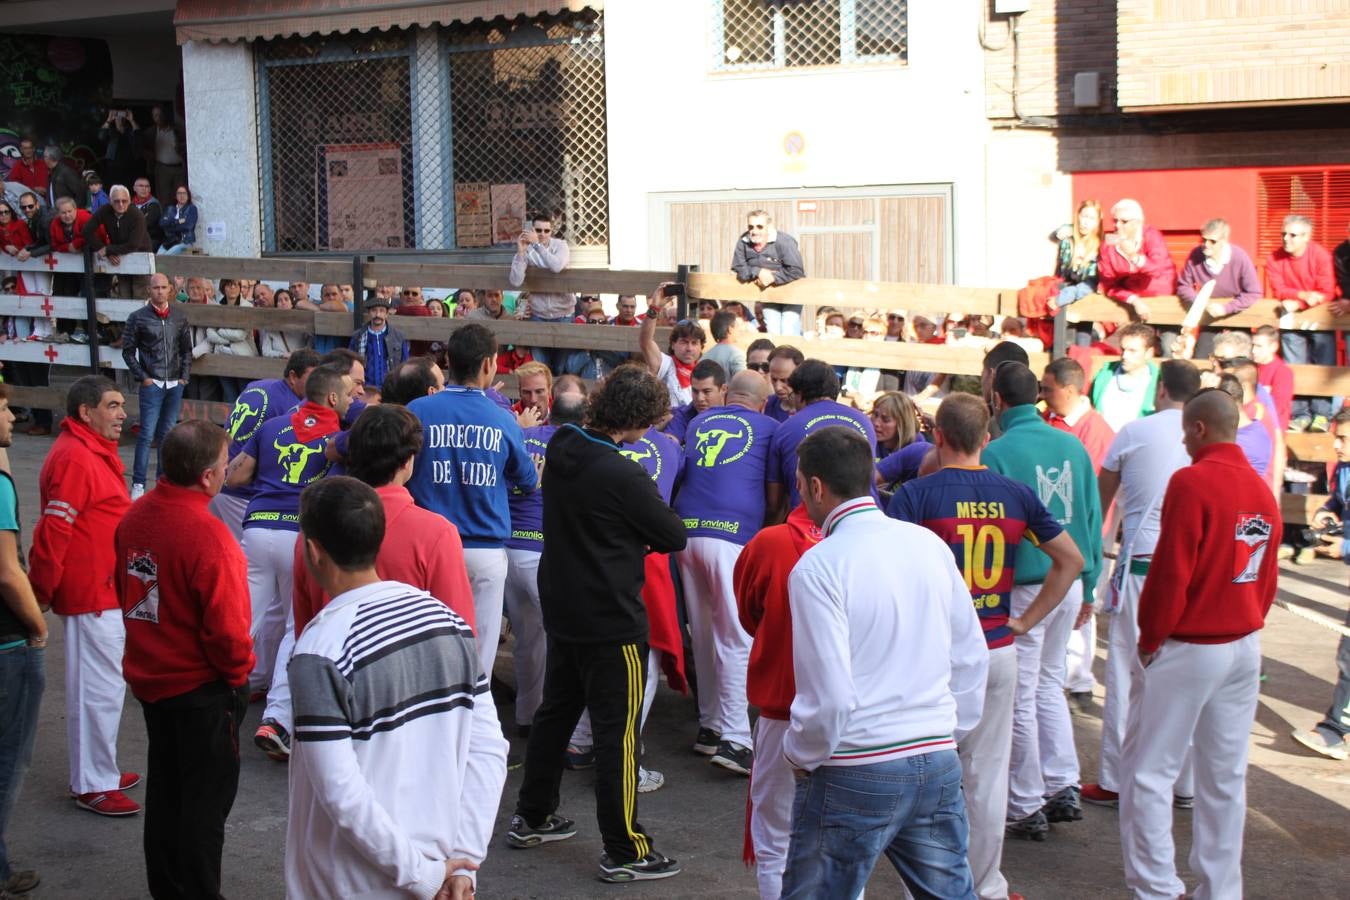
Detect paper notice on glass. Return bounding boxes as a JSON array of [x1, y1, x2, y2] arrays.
[[455, 182, 492, 248], [322, 142, 405, 251], [490, 183, 527, 245]]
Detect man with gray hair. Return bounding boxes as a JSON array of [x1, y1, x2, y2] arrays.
[[1097, 199, 1177, 324], [732, 210, 805, 335], [1267, 214, 1337, 432], [43, 145, 86, 208], [83, 184, 152, 298], [1176, 218, 1261, 359]]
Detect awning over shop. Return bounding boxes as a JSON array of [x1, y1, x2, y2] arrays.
[[173, 0, 601, 44]]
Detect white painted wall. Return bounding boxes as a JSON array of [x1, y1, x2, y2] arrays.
[[181, 40, 262, 259], [983, 129, 1074, 288], [602, 1, 993, 286]]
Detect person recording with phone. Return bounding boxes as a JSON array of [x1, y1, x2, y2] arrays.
[[98, 109, 139, 190], [508, 212, 573, 375]]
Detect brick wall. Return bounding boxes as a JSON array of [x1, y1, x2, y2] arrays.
[[982, 0, 1119, 119], [1117, 0, 1350, 109], [1059, 127, 1350, 172]]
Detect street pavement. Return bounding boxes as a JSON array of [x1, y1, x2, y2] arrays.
[[3, 429, 1347, 899]]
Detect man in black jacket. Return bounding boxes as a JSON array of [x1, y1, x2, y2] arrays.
[[14, 193, 52, 260], [731, 209, 805, 336], [83, 185, 152, 299], [43, 146, 86, 209], [122, 273, 193, 500], [509, 364, 687, 884]]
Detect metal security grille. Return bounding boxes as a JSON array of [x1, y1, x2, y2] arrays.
[[715, 0, 907, 71], [447, 12, 609, 248]]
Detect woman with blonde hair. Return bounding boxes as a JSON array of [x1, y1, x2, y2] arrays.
[[870, 390, 931, 496], [1049, 199, 1104, 312]]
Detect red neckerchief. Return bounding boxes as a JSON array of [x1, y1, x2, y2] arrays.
[[752, 242, 766, 252], [673, 358, 694, 389], [150, 302, 170, 319], [290, 401, 340, 444], [133, 195, 155, 208]]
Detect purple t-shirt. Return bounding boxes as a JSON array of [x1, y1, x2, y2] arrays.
[[1236, 419, 1272, 476], [767, 400, 877, 507], [507, 424, 558, 553], [619, 427, 683, 504], [764, 394, 791, 422], [222, 378, 302, 500], [663, 403, 697, 444], [242, 415, 340, 531], [673, 406, 778, 546], [876, 435, 932, 487]]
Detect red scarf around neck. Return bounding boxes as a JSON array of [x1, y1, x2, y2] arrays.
[[673, 358, 694, 389], [290, 401, 340, 444]]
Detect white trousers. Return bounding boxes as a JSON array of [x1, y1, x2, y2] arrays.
[[1065, 614, 1097, 693], [676, 537, 752, 747], [243, 527, 297, 693], [960, 645, 1018, 900], [1007, 581, 1082, 818], [504, 548, 547, 727], [572, 650, 659, 748], [750, 716, 793, 900], [463, 547, 509, 680], [62, 611, 126, 794], [207, 491, 247, 545], [262, 604, 298, 732], [1100, 571, 1195, 796], [1120, 634, 1260, 900]]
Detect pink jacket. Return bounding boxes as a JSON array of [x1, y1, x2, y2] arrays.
[[1097, 225, 1178, 303]]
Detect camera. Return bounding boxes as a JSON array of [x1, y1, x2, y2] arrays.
[[1298, 521, 1343, 545]]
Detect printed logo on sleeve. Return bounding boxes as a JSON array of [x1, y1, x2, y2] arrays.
[[227, 387, 270, 443], [124, 549, 160, 624], [1233, 513, 1272, 584]]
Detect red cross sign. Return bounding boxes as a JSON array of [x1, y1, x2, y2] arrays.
[[42, 254, 59, 272], [39, 296, 53, 316], [43, 344, 59, 363]]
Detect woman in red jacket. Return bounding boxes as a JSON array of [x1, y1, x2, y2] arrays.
[[0, 204, 32, 257]]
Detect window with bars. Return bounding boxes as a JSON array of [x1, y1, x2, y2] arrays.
[[714, 0, 908, 71]]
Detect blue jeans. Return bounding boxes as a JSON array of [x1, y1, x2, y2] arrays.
[[134, 382, 185, 486], [781, 749, 974, 900], [1283, 330, 1336, 420], [0, 644, 45, 880], [158, 242, 194, 256], [529, 315, 574, 375], [761, 304, 803, 336], [1057, 281, 1094, 306]]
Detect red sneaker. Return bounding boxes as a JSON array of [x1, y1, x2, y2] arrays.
[[1080, 783, 1120, 807], [74, 789, 141, 816], [119, 772, 141, 791], [1009, 893, 1025, 900]]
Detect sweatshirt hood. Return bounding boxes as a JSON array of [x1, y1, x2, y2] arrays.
[[548, 423, 618, 478]]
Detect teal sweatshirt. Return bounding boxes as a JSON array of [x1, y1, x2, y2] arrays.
[[983, 404, 1103, 600]]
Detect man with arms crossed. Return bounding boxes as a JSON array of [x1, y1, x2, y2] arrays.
[[287, 477, 507, 899], [781, 427, 988, 899], [889, 393, 1083, 900], [1120, 390, 1280, 899]]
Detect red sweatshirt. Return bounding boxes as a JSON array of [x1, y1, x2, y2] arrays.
[[1097, 225, 1178, 304], [8, 158, 48, 193], [116, 482, 254, 702], [1266, 242, 1337, 307], [30, 418, 131, 615], [1046, 404, 1116, 473], [1256, 357, 1293, 429], [733, 504, 822, 721], [292, 482, 473, 634], [1, 219, 32, 254], [49, 208, 93, 253], [1137, 442, 1280, 655]]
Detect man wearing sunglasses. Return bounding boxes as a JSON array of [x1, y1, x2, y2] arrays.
[[83, 184, 152, 299], [1268, 214, 1338, 433], [509, 214, 574, 374], [732, 210, 805, 336], [13, 193, 52, 263], [1175, 219, 1261, 360]]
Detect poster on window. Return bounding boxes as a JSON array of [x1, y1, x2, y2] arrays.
[[454, 182, 492, 248], [490, 183, 527, 246], [320, 142, 405, 251]]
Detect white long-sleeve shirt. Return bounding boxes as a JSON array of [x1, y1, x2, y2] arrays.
[[508, 237, 573, 319], [285, 581, 508, 899], [784, 497, 988, 771]]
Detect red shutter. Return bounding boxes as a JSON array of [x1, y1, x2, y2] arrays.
[[1258, 168, 1350, 288]]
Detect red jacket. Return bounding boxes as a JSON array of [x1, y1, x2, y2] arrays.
[[1266, 242, 1337, 307], [1137, 442, 1280, 655], [116, 482, 254, 702], [1097, 225, 1177, 303], [733, 504, 822, 721], [1046, 404, 1116, 473], [30, 418, 131, 615], [292, 482, 473, 634], [1257, 357, 1293, 428], [1, 219, 32, 255], [49, 208, 93, 253], [8, 158, 48, 192]]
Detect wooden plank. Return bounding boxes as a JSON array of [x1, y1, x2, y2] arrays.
[[1286, 432, 1336, 462], [0, 340, 119, 369], [3, 251, 156, 276], [190, 355, 286, 379], [1057, 293, 1350, 331], [178, 304, 313, 330], [686, 273, 1004, 317], [1282, 492, 1330, 525], [365, 263, 673, 296], [1291, 364, 1350, 397], [155, 255, 351, 285], [0, 296, 143, 322]]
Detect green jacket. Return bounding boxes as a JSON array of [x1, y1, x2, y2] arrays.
[[1089, 359, 1160, 422], [983, 405, 1103, 599]]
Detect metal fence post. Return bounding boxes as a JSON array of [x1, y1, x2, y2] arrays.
[[82, 248, 101, 374], [676, 263, 697, 322], [352, 255, 365, 334], [1052, 306, 1068, 360]]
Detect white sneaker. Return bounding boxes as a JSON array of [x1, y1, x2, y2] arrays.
[[637, 767, 665, 793], [130, 483, 145, 501]]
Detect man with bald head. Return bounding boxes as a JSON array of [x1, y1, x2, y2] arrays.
[[674, 369, 778, 774], [121, 273, 193, 499], [1119, 389, 1280, 900]]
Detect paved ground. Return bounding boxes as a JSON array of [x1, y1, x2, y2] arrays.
[[4, 428, 1348, 899]]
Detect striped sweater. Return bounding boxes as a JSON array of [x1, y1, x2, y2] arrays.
[[285, 581, 507, 899]]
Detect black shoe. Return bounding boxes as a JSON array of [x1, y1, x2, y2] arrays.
[[516, 722, 531, 740], [1043, 786, 1082, 822], [3, 869, 39, 894], [506, 813, 577, 849], [692, 727, 720, 756], [1068, 690, 1094, 716], [1005, 809, 1049, 841], [598, 851, 682, 883], [709, 740, 752, 776]]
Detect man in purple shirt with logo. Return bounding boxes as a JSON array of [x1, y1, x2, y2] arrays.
[[672, 371, 777, 776]]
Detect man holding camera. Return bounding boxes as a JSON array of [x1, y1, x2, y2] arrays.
[[508, 213, 572, 375]]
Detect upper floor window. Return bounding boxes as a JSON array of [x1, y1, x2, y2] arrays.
[[714, 0, 908, 71]]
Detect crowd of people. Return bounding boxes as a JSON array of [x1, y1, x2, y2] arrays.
[[0, 204, 1342, 899]]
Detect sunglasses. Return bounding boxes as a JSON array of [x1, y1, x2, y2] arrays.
[[1282, 232, 1307, 238], [534, 227, 552, 234], [402, 290, 421, 296], [747, 362, 770, 373], [19, 204, 36, 211], [1201, 238, 1220, 245]]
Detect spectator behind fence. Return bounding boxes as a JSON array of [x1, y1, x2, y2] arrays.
[[158, 185, 198, 255], [260, 289, 309, 358], [43, 145, 85, 209], [85, 171, 109, 214], [123, 273, 193, 501], [84, 185, 152, 299], [348, 294, 408, 397], [1050, 199, 1103, 314], [1174, 218, 1261, 359], [640, 294, 706, 407], [98, 110, 139, 189], [147, 105, 186, 208], [612, 294, 639, 327], [1097, 199, 1177, 324], [8, 139, 47, 193], [509, 212, 573, 374], [15, 192, 52, 262], [49, 196, 91, 253], [1335, 220, 1350, 300], [132, 178, 164, 249], [703, 310, 746, 377], [732, 210, 805, 335], [1269, 215, 1338, 433], [1251, 324, 1292, 429]]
